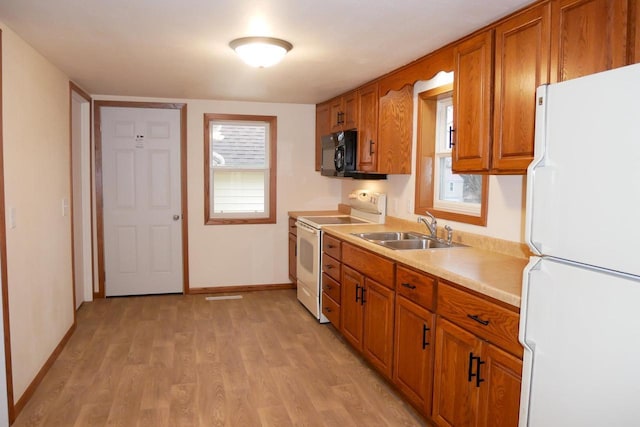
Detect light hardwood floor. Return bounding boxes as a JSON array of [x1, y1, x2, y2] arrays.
[[13, 289, 429, 426]]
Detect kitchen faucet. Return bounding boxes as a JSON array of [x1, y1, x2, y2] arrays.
[[417, 212, 437, 238]]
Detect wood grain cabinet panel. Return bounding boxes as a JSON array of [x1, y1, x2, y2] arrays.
[[288, 217, 297, 283], [394, 296, 435, 414], [342, 243, 394, 289], [341, 265, 365, 350], [322, 234, 341, 260], [396, 265, 436, 311], [492, 3, 551, 173], [432, 318, 483, 427], [330, 91, 358, 133], [357, 82, 379, 172], [377, 85, 413, 174], [322, 253, 341, 282], [438, 282, 522, 357], [477, 345, 523, 427], [362, 277, 395, 380], [452, 30, 494, 173], [550, 0, 629, 82]]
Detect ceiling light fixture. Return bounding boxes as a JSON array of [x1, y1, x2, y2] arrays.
[[229, 36, 293, 68]]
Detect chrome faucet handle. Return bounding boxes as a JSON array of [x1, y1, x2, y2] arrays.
[[444, 225, 453, 245]]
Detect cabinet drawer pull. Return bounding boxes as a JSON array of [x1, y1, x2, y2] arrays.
[[324, 264, 334, 270], [467, 314, 490, 326], [468, 352, 485, 387], [422, 324, 430, 349], [401, 282, 417, 290], [324, 307, 332, 313], [327, 244, 335, 248]]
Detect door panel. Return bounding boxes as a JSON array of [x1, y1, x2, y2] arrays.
[[102, 107, 182, 296], [362, 278, 395, 379], [340, 265, 364, 350]]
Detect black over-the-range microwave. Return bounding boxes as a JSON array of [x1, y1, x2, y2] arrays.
[[320, 130, 386, 179]]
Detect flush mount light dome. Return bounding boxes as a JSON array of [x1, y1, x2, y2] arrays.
[[229, 36, 293, 68]]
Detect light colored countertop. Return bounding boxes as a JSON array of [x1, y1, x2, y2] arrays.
[[288, 210, 344, 219], [322, 223, 528, 309]]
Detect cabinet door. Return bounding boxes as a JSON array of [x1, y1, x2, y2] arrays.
[[362, 277, 395, 379], [492, 4, 551, 173], [477, 344, 522, 427], [432, 318, 482, 427], [550, 0, 628, 82], [330, 97, 344, 133], [340, 265, 364, 351], [393, 296, 435, 414], [378, 85, 413, 174], [315, 101, 331, 171], [452, 30, 494, 173], [357, 82, 379, 172], [288, 232, 296, 283], [343, 91, 358, 130]]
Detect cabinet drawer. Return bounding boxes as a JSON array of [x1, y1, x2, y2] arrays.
[[288, 217, 297, 236], [438, 282, 522, 357], [322, 292, 340, 328], [342, 243, 395, 289], [322, 273, 341, 303], [322, 253, 341, 282], [396, 265, 436, 311], [323, 234, 342, 260]]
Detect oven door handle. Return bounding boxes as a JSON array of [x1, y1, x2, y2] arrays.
[[295, 221, 318, 235]]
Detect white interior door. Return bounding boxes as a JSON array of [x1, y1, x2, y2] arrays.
[[101, 107, 182, 296]]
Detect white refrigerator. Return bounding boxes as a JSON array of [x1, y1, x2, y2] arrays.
[[520, 62, 640, 426]]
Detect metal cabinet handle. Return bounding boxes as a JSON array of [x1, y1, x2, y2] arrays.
[[355, 284, 361, 302], [401, 282, 417, 290], [448, 126, 456, 148], [324, 264, 333, 270], [467, 314, 490, 326], [369, 140, 375, 155], [360, 288, 366, 305], [422, 324, 430, 349], [468, 352, 485, 387]]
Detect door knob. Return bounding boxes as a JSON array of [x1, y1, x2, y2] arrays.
[[173, 214, 181, 221]]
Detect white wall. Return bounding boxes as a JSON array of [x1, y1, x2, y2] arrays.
[[342, 73, 526, 243], [1, 23, 75, 401], [93, 95, 342, 288]]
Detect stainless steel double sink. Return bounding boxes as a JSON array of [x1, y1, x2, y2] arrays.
[[351, 231, 466, 250]]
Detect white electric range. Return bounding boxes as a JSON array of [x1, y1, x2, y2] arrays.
[[295, 190, 386, 323]]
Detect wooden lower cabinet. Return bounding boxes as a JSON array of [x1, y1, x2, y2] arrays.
[[393, 296, 435, 413], [341, 265, 364, 350], [340, 265, 395, 380], [432, 318, 522, 427], [288, 217, 297, 284], [362, 278, 395, 379]]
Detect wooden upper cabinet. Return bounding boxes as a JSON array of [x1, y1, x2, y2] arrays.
[[315, 101, 331, 171], [550, 0, 628, 82], [452, 30, 494, 173], [357, 82, 379, 172], [378, 85, 414, 174], [492, 3, 551, 173], [330, 91, 358, 133]]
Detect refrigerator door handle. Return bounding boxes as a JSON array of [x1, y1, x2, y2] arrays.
[[519, 256, 543, 427]]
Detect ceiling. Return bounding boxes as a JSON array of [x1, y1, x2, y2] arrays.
[[0, 0, 533, 104]]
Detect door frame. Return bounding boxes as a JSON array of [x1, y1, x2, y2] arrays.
[[69, 82, 93, 310], [94, 101, 189, 297]]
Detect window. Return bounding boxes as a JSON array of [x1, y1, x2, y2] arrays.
[[415, 83, 488, 225], [204, 113, 277, 224]]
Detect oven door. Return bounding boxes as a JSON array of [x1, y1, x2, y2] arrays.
[[295, 220, 320, 318]]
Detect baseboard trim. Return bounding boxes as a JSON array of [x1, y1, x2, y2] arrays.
[[189, 283, 295, 295], [12, 321, 76, 419]]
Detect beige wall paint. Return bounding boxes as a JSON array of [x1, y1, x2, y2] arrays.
[[341, 73, 526, 243], [1, 24, 74, 400], [93, 95, 342, 288]]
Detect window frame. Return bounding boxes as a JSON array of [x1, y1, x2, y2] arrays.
[[204, 113, 277, 225], [414, 83, 488, 226]]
